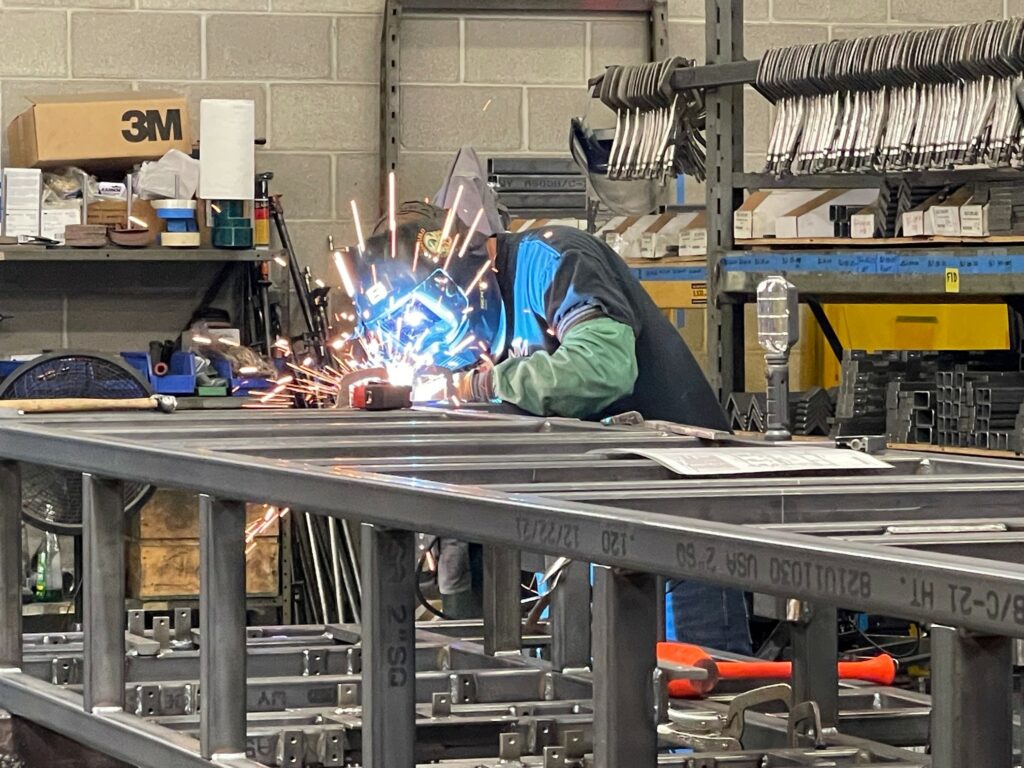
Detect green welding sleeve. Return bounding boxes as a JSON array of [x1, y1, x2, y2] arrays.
[[491, 316, 638, 419]]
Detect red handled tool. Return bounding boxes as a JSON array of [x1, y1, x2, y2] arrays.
[[658, 642, 897, 698]]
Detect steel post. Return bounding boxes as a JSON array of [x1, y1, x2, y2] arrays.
[[790, 601, 838, 727], [361, 523, 416, 768], [931, 625, 1013, 768], [483, 545, 522, 655], [0, 462, 21, 670], [592, 567, 657, 768], [551, 561, 591, 670], [199, 495, 247, 759], [82, 474, 125, 712]]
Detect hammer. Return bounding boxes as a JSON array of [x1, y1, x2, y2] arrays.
[[0, 395, 177, 415]]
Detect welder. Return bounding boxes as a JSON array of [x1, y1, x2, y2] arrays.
[[345, 151, 750, 653]]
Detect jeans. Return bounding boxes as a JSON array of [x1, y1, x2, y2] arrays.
[[668, 580, 751, 654]]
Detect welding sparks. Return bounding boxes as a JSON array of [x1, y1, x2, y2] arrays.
[[466, 260, 491, 293], [314, 278, 325, 289], [274, 255, 287, 268], [482, 98, 493, 112], [128, 215, 148, 229], [458, 208, 485, 259], [239, 366, 259, 375], [191, 335, 212, 345], [351, 200, 365, 252], [334, 250, 356, 297], [412, 240, 421, 273], [442, 234, 461, 272], [439, 184, 464, 248]]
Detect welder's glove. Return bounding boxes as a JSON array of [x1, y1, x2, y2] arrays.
[[454, 360, 496, 403]]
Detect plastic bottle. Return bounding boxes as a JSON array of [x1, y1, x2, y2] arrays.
[[33, 532, 62, 602]]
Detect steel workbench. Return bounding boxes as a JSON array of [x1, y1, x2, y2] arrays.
[[0, 408, 1023, 766]]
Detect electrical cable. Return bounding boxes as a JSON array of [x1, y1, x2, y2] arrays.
[[415, 552, 454, 621]]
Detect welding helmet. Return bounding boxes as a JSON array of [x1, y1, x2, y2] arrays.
[[345, 203, 505, 371]]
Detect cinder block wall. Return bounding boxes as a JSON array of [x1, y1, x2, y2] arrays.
[[397, 10, 648, 201]]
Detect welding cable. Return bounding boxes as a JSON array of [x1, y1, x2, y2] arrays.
[[415, 552, 454, 621]]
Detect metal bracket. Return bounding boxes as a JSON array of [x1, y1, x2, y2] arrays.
[[277, 730, 305, 768], [134, 684, 162, 717], [302, 648, 328, 676], [835, 434, 888, 454], [449, 672, 477, 704], [336, 682, 360, 707], [318, 727, 347, 767], [49, 656, 77, 685], [431, 692, 452, 717]]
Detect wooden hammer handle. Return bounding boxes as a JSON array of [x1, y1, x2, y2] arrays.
[[0, 397, 159, 413]]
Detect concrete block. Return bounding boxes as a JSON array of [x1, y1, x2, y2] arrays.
[[0, 289, 63, 355], [465, 19, 584, 85], [2, 79, 131, 145], [71, 13, 200, 79], [9, 0, 127, 7], [668, 21, 704, 62], [892, 0, 1000, 23], [590, 19, 648, 77], [153, 82, 268, 140], [400, 16, 459, 83], [669, 0, 768, 19], [271, 84, 378, 151], [745, 86, 772, 155], [270, 0, 384, 11], [140, 0, 265, 8], [0, 11, 66, 77], [745, 24, 828, 59], [401, 86, 521, 152], [397, 152, 453, 202], [208, 15, 332, 80], [528, 87, 587, 152], [335, 153, 380, 225], [774, 0, 885, 22], [256, 153, 334, 221], [337, 15, 382, 83]]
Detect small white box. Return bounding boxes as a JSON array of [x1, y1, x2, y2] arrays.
[[41, 208, 81, 244], [851, 213, 877, 239], [960, 204, 989, 237], [3, 168, 42, 237], [927, 206, 960, 236], [902, 210, 925, 237]]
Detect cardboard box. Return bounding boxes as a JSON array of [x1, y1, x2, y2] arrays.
[[7, 91, 192, 170], [640, 212, 696, 259], [734, 189, 820, 239], [86, 198, 161, 231], [3, 168, 42, 237], [678, 211, 707, 258], [775, 188, 881, 239]]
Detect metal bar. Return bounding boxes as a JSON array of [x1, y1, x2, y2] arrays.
[[807, 299, 844, 362], [199, 496, 247, 760], [790, 602, 838, 727], [483, 545, 522, 655], [671, 58, 759, 90], [381, 0, 400, 211], [649, 0, 668, 60], [8, 425, 1024, 636], [0, 462, 21, 670], [0, 673, 261, 768], [930, 625, 1013, 768], [361, 524, 416, 768], [401, 0, 653, 9], [551, 561, 592, 671], [82, 474, 125, 712], [592, 567, 657, 768]]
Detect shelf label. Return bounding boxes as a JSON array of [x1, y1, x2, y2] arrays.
[[945, 267, 960, 293]]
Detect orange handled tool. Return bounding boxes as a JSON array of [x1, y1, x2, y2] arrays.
[[658, 642, 897, 698]]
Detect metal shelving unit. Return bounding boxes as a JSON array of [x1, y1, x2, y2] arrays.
[[0, 246, 270, 262], [686, 1, 1024, 399]]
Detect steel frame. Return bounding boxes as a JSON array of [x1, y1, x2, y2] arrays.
[[1, 408, 1024, 766]]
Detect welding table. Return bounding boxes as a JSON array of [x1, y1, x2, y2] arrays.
[[1, 408, 1024, 767]]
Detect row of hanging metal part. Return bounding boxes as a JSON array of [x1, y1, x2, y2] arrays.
[[594, 56, 708, 182], [758, 18, 1024, 175]]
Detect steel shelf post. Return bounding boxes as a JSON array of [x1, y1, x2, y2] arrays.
[[199, 495, 247, 760], [483, 545, 522, 655], [82, 474, 126, 712], [0, 462, 21, 670]]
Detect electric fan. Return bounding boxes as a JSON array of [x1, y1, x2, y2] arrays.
[[0, 351, 155, 535]]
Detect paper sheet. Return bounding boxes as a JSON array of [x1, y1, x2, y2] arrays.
[[593, 447, 892, 476], [198, 99, 255, 200]]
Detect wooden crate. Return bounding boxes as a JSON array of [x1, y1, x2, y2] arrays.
[[127, 539, 279, 599], [127, 490, 281, 600]]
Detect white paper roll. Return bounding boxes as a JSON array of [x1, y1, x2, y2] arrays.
[[198, 99, 255, 201]]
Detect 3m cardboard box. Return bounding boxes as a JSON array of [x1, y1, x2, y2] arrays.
[[7, 91, 192, 170]]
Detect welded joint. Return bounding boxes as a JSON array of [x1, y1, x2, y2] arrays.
[[277, 730, 304, 768], [302, 648, 328, 676], [449, 672, 477, 704], [50, 657, 77, 685], [317, 727, 346, 767]]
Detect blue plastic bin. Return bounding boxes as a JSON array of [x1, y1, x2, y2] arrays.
[[153, 352, 196, 394], [212, 359, 273, 396], [120, 352, 152, 385]]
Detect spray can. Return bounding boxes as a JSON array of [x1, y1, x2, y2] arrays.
[[254, 172, 273, 250]]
